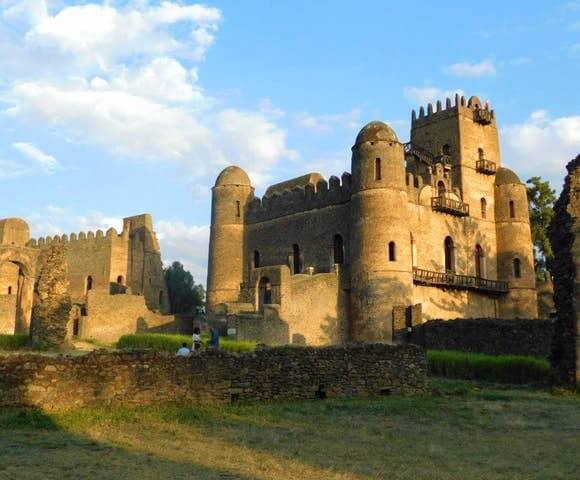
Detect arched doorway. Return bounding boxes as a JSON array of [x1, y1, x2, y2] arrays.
[[258, 277, 272, 312], [116, 275, 124, 285], [444, 236, 455, 273], [438, 181, 446, 197], [0, 248, 36, 334], [475, 245, 485, 278], [86, 275, 93, 293]]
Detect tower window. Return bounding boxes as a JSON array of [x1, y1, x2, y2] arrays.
[[86, 275, 93, 292], [513, 258, 521, 278], [258, 277, 272, 311], [478, 148, 485, 160], [509, 200, 515, 218], [333, 235, 344, 265], [475, 244, 485, 278], [117, 275, 124, 285], [480, 198, 487, 219], [292, 244, 301, 274], [375, 158, 382, 181], [254, 250, 260, 268], [442, 144, 451, 155], [444, 236, 455, 273], [438, 181, 446, 197], [7, 286, 12, 295], [388, 241, 396, 261], [236, 200, 241, 217]]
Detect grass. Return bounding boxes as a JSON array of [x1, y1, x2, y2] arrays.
[[0, 380, 577, 479], [116, 333, 256, 353], [427, 350, 550, 384], [0, 333, 28, 350]]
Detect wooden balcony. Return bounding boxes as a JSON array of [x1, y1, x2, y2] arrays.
[[474, 109, 492, 125], [431, 196, 469, 217], [413, 267, 508, 294], [476, 159, 497, 175]]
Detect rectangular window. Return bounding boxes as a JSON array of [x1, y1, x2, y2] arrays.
[[375, 158, 382, 181], [236, 200, 241, 217]]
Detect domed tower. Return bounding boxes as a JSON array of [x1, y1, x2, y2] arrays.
[[494, 167, 538, 318], [349, 121, 412, 342], [206, 166, 254, 312]]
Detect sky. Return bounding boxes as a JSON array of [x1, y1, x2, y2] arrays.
[[0, 0, 579, 284]]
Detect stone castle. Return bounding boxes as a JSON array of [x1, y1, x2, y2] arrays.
[[207, 95, 538, 345], [0, 214, 174, 341]]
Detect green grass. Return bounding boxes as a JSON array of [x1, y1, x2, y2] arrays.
[[427, 349, 550, 384], [0, 380, 578, 479], [0, 333, 28, 351], [116, 333, 256, 353]]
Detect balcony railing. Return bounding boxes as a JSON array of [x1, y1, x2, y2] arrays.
[[476, 159, 497, 175], [431, 196, 470, 216], [413, 267, 508, 294], [474, 109, 492, 125], [404, 142, 434, 165]]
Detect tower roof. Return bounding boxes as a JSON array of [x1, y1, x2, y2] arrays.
[[354, 121, 398, 146], [495, 167, 522, 186], [215, 166, 251, 187]]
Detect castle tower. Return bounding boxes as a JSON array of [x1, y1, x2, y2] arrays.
[[207, 166, 254, 312], [349, 121, 412, 342], [494, 168, 538, 318]]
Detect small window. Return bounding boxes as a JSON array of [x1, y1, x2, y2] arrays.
[[509, 200, 515, 218], [86, 276, 93, 292], [513, 258, 521, 278], [480, 198, 487, 219], [388, 241, 396, 261], [117, 275, 124, 285], [444, 236, 455, 273], [333, 235, 344, 265], [478, 148, 485, 160], [236, 200, 241, 218], [7, 286, 12, 295], [254, 250, 260, 268], [442, 144, 451, 155], [375, 158, 382, 181], [438, 181, 446, 197], [475, 245, 484, 278]]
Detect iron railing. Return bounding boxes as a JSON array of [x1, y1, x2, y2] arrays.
[[431, 196, 470, 216], [476, 159, 497, 175], [404, 142, 434, 165], [413, 267, 508, 294]]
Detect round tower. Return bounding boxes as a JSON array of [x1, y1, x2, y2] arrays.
[[494, 167, 538, 318], [206, 166, 254, 312], [349, 121, 413, 342]]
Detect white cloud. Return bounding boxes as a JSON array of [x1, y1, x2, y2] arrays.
[[0, 158, 31, 179], [502, 110, 580, 187], [295, 109, 361, 133], [445, 59, 496, 77], [403, 87, 464, 106], [12, 141, 58, 173]]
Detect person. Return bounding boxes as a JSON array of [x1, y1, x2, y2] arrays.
[[176, 342, 190, 357], [209, 327, 220, 349], [192, 327, 202, 352]]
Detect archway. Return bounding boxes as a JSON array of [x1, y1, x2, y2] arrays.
[[444, 237, 455, 273], [292, 244, 301, 274], [258, 277, 272, 312]]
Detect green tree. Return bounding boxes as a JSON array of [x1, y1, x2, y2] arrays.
[[526, 176, 556, 276], [164, 261, 205, 314]]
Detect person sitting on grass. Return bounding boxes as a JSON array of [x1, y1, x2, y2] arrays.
[[192, 327, 202, 352], [176, 342, 190, 357]]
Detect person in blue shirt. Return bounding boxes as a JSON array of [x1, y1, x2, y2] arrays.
[[209, 327, 220, 349]]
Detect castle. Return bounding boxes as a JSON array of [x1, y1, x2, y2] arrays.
[[207, 95, 538, 345], [0, 214, 173, 341]]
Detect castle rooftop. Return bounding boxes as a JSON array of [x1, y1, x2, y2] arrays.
[[354, 121, 398, 146]]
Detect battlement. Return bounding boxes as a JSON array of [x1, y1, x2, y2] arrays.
[[247, 172, 352, 223], [27, 227, 127, 248], [411, 94, 495, 127]]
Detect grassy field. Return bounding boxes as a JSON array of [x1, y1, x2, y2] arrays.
[[117, 333, 256, 353], [0, 380, 577, 480]]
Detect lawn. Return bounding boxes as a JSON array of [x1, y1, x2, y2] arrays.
[[0, 380, 577, 480]]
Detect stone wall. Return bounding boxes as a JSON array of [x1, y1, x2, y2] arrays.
[[409, 318, 553, 358], [0, 295, 17, 334], [0, 344, 427, 411]]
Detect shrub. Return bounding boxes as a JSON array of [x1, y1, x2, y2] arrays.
[[116, 333, 255, 354], [0, 334, 28, 351], [427, 350, 550, 384]]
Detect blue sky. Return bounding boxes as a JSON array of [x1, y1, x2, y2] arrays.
[[0, 0, 579, 282]]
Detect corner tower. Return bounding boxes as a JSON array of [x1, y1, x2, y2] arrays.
[[349, 121, 412, 342], [207, 166, 254, 312]]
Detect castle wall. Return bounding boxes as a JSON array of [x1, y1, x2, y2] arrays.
[[0, 262, 20, 295], [0, 295, 17, 334]]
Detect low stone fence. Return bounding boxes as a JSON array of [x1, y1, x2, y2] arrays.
[[0, 344, 427, 411], [409, 318, 553, 358]]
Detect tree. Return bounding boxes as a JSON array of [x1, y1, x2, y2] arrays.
[[526, 176, 556, 276], [164, 261, 205, 314]]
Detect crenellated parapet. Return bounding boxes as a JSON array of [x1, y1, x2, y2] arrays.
[[27, 226, 125, 249], [411, 94, 495, 127], [247, 172, 352, 223]]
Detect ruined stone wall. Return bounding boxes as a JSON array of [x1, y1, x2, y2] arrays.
[[409, 318, 553, 358], [0, 344, 427, 411], [0, 295, 17, 334]]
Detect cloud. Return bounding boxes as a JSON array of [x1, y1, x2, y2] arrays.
[[501, 110, 580, 187], [403, 87, 464, 105], [0, 158, 31, 179], [12, 141, 58, 173], [445, 59, 496, 77], [295, 109, 361, 133]]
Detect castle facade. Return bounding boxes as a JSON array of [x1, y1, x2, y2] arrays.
[[207, 95, 538, 345]]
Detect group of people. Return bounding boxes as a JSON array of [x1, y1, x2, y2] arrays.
[[176, 326, 220, 357]]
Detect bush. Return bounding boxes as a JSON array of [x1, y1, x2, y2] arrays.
[[427, 350, 550, 384], [116, 333, 256, 354], [0, 334, 28, 351]]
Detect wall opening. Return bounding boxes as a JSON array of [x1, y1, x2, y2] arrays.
[[444, 236, 455, 273], [253, 250, 260, 268], [333, 234, 344, 265], [86, 275, 93, 293], [258, 277, 272, 312], [236, 200, 241, 218], [388, 241, 396, 261], [410, 232, 417, 267], [117, 275, 124, 285], [159, 291, 164, 307], [375, 158, 382, 181], [7, 286, 12, 295], [475, 244, 485, 278], [478, 147, 485, 160], [292, 244, 301, 274], [480, 198, 487, 219], [509, 200, 515, 218], [442, 144, 451, 155], [513, 258, 521, 278], [437, 181, 446, 197], [73, 318, 79, 337]]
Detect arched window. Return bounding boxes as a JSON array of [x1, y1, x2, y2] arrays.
[[438, 181, 446, 197], [117, 275, 124, 285], [481, 198, 487, 219], [513, 258, 521, 278], [509, 200, 515, 218], [444, 237, 455, 273], [388, 241, 396, 261], [253, 250, 260, 268], [236, 200, 241, 218], [258, 277, 272, 311], [7, 286, 12, 295], [375, 158, 382, 181], [475, 245, 485, 278], [86, 275, 93, 292], [478, 148, 485, 160], [333, 235, 344, 265], [292, 244, 301, 274], [442, 144, 451, 155]]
